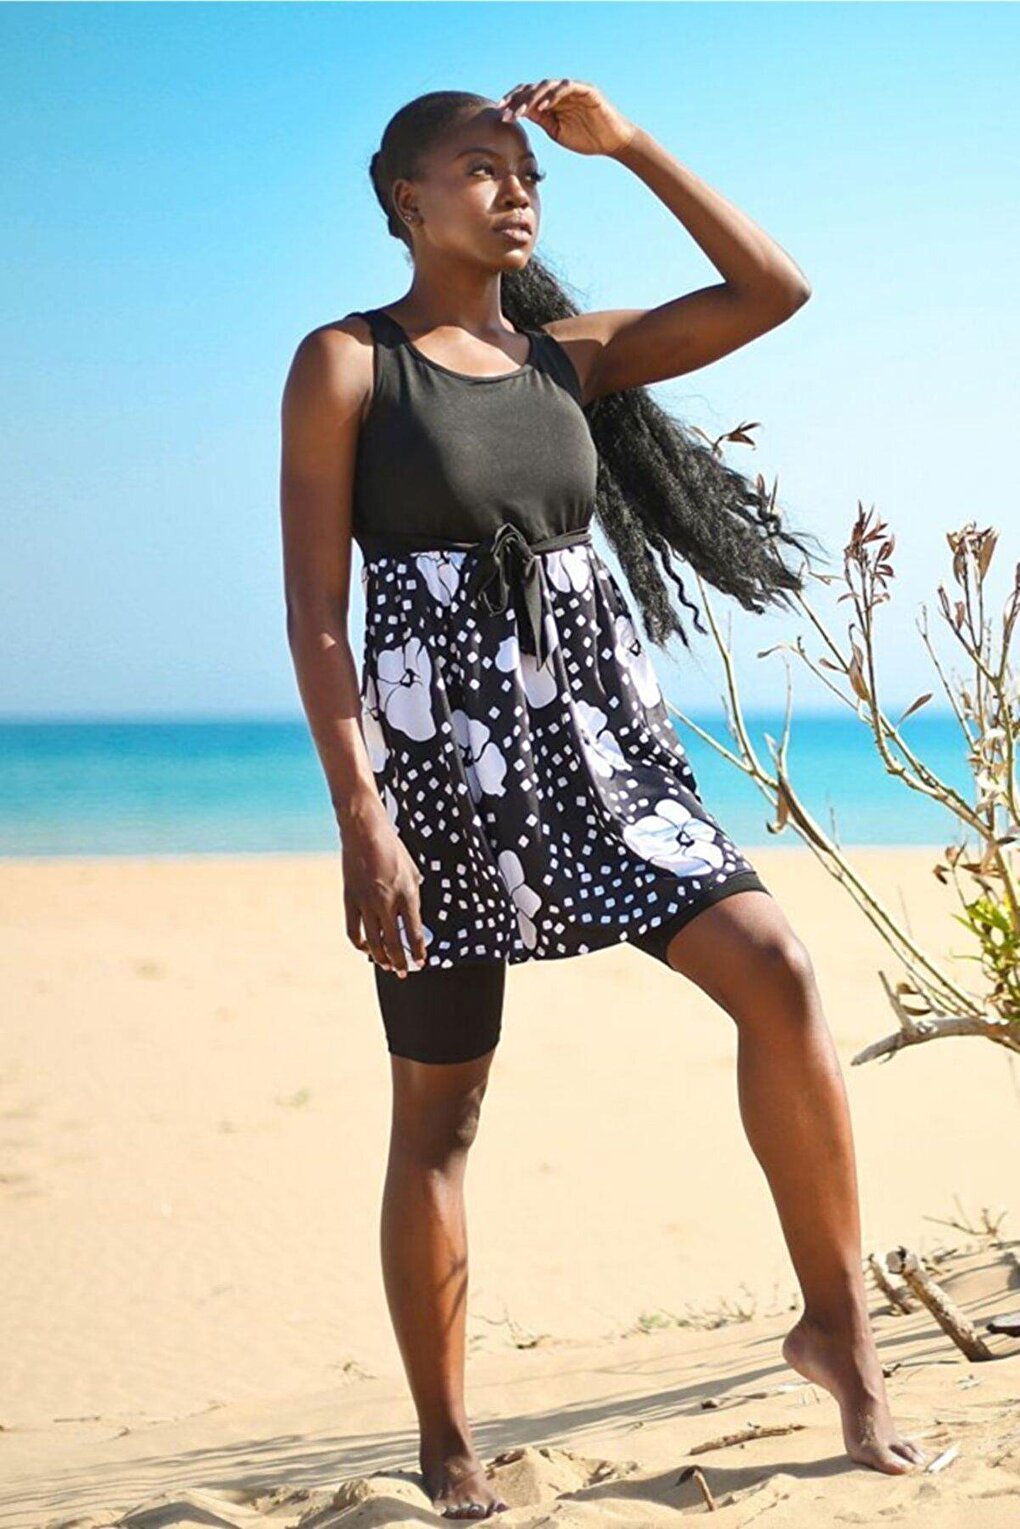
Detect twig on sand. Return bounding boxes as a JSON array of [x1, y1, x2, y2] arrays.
[[867, 1250, 916, 1313], [688, 1421, 807, 1455], [886, 1245, 995, 1360], [675, 1464, 719, 1509]]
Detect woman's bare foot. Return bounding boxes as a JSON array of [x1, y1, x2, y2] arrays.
[[421, 1443, 510, 1519], [783, 1312, 929, 1475]]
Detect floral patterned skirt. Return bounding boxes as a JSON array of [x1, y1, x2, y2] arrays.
[[357, 536, 768, 969]]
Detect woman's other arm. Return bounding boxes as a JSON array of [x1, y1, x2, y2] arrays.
[[280, 320, 427, 977]]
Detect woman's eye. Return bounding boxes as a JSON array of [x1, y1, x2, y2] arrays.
[[470, 164, 546, 185]]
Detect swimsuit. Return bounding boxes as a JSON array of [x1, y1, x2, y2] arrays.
[[350, 306, 770, 982]]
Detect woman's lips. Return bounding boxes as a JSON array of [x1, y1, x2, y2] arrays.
[[495, 225, 531, 242]]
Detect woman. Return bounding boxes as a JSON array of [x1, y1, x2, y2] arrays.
[[281, 81, 927, 1519]]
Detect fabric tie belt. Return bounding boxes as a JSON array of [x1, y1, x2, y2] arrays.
[[357, 522, 593, 665]]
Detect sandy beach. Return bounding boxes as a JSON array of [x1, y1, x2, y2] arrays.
[[2, 845, 1018, 1526]]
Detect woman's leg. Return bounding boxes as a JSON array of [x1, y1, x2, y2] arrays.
[[374, 959, 510, 1519], [659, 889, 928, 1475]]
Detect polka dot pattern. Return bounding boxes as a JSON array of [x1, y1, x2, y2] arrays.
[[358, 539, 764, 968]]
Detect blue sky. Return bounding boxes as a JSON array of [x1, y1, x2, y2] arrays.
[[3, 2, 1018, 720]]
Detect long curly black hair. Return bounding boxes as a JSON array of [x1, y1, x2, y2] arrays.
[[367, 90, 828, 655]]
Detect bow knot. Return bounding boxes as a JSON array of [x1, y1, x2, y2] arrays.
[[463, 523, 552, 664]]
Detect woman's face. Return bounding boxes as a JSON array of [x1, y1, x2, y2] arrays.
[[401, 107, 544, 267]]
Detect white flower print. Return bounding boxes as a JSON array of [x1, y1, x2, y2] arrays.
[[521, 652, 560, 709], [546, 545, 592, 594], [353, 531, 761, 967], [573, 698, 628, 779], [529, 613, 562, 704], [360, 672, 389, 773], [495, 622, 560, 709], [452, 710, 508, 799], [495, 634, 520, 673], [613, 613, 663, 708], [497, 849, 542, 949], [416, 550, 465, 606], [376, 637, 436, 742], [380, 781, 400, 828], [622, 798, 728, 877]]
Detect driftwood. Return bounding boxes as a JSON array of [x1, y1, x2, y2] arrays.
[[675, 1465, 718, 1510], [688, 1422, 806, 1455], [886, 1245, 994, 1360], [867, 1249, 916, 1313]]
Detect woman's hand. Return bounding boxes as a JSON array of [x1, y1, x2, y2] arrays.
[[495, 79, 637, 158], [340, 800, 428, 977]]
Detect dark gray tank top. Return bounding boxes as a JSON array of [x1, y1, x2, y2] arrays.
[[349, 307, 599, 557]]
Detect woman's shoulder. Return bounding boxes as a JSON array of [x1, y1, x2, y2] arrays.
[[318, 312, 377, 352], [282, 317, 376, 425], [288, 314, 375, 364]]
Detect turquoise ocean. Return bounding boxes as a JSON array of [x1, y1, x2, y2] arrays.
[[0, 713, 969, 858]]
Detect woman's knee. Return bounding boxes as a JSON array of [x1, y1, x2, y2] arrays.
[[759, 923, 815, 991], [728, 918, 820, 1029], [390, 1054, 494, 1162], [686, 897, 818, 1022]]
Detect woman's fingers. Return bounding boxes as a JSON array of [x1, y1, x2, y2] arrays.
[[361, 908, 393, 971], [344, 888, 368, 953], [364, 893, 426, 978], [532, 79, 571, 114], [378, 905, 411, 978], [342, 854, 427, 975], [396, 893, 429, 970], [496, 81, 540, 119]]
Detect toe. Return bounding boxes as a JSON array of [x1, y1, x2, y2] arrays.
[[878, 1447, 918, 1474], [852, 1444, 915, 1475]]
